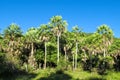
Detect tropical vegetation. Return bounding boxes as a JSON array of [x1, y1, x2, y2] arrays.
[[0, 15, 120, 80]]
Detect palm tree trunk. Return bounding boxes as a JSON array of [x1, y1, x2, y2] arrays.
[[103, 48, 106, 71], [44, 42, 47, 69], [28, 42, 35, 68], [73, 53, 75, 70], [57, 36, 60, 64], [90, 51, 94, 70], [31, 42, 34, 57], [103, 49, 106, 57], [65, 49, 67, 62], [75, 42, 78, 70]]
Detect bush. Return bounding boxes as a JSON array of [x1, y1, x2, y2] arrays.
[[97, 56, 113, 75], [56, 57, 71, 71], [82, 55, 99, 72], [113, 54, 120, 71]]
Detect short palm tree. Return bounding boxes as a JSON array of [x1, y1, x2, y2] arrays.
[[25, 27, 37, 68], [96, 24, 113, 57]]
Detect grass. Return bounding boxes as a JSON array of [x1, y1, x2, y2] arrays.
[[65, 70, 103, 80], [104, 71, 120, 80], [0, 68, 120, 80]]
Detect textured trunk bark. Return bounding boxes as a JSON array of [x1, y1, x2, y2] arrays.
[[104, 49, 106, 57], [31, 42, 34, 57], [73, 54, 75, 70], [28, 42, 35, 68], [90, 51, 94, 70], [44, 42, 47, 69], [75, 42, 78, 70], [57, 36, 60, 65], [65, 50, 67, 62]]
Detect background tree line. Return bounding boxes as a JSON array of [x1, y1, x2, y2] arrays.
[[0, 15, 120, 75]]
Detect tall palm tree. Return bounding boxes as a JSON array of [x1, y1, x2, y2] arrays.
[[72, 25, 82, 70], [63, 31, 74, 62], [37, 24, 50, 69], [49, 15, 68, 64]]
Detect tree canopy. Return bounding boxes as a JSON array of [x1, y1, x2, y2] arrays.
[[0, 15, 120, 76]]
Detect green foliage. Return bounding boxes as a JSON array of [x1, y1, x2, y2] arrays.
[[0, 52, 5, 74], [56, 57, 71, 71], [35, 49, 44, 62], [4, 23, 22, 40], [0, 16, 120, 79]]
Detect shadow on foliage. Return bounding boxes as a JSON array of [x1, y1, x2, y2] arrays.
[[40, 70, 72, 80], [0, 58, 36, 80], [0, 70, 37, 80], [85, 77, 106, 80], [114, 54, 120, 71]]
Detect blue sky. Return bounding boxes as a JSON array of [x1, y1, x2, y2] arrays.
[[0, 0, 120, 37]]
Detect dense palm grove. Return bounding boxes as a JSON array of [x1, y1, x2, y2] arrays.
[[0, 15, 120, 76]]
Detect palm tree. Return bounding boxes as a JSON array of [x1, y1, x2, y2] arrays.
[[37, 24, 50, 69], [63, 31, 74, 62], [3, 23, 22, 55], [83, 33, 101, 70], [95, 25, 114, 73], [49, 15, 68, 64], [109, 38, 120, 71], [4, 23, 22, 40], [72, 25, 82, 70], [96, 24, 113, 57], [25, 27, 37, 68], [3, 23, 23, 69]]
